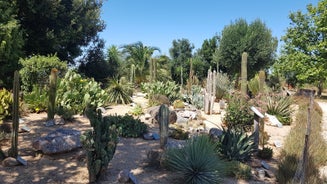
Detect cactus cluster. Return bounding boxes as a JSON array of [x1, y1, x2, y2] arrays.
[[81, 108, 119, 183]]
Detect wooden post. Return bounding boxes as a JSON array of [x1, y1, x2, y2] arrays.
[[251, 106, 264, 151]]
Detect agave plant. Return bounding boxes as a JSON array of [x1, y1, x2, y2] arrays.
[[163, 135, 223, 184], [217, 128, 256, 162], [107, 79, 132, 105], [266, 95, 292, 125]]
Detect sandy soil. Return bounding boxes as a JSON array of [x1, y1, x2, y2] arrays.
[[0, 96, 294, 184]]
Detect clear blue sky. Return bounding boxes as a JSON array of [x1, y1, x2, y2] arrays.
[[99, 0, 319, 56]]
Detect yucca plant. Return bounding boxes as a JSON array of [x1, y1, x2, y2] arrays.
[[163, 135, 223, 184], [107, 79, 132, 104], [266, 95, 292, 125], [217, 128, 256, 162]]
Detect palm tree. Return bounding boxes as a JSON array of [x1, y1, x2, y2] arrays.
[[121, 41, 160, 84]]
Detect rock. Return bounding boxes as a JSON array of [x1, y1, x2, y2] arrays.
[[44, 119, 55, 127], [147, 105, 177, 124], [274, 140, 283, 148], [209, 128, 223, 140], [144, 113, 152, 120], [176, 115, 188, 124], [178, 110, 197, 119], [165, 140, 186, 149], [264, 169, 274, 178], [249, 158, 262, 168], [265, 113, 283, 128], [152, 133, 160, 140], [54, 115, 65, 125], [261, 161, 270, 170], [32, 128, 82, 154], [118, 169, 130, 183], [143, 133, 154, 140], [129, 172, 139, 184], [2, 157, 19, 167]]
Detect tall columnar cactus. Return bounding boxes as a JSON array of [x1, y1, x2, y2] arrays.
[[81, 108, 119, 183], [159, 104, 169, 148], [9, 71, 20, 158], [150, 58, 157, 83], [204, 69, 216, 114], [187, 58, 194, 95], [47, 68, 58, 121], [258, 70, 265, 94], [130, 64, 135, 84], [241, 52, 248, 101]]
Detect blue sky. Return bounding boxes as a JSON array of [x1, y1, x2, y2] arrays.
[[99, 0, 319, 56]]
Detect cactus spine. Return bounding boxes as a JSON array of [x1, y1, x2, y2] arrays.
[[258, 70, 265, 94], [82, 108, 119, 183], [47, 68, 58, 121], [241, 52, 248, 101], [159, 104, 169, 148], [9, 71, 20, 158]]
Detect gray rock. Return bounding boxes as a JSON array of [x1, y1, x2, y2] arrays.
[[152, 133, 160, 140], [165, 140, 186, 149], [209, 128, 223, 141], [143, 133, 154, 140], [118, 169, 130, 183], [44, 119, 55, 127], [129, 172, 139, 184], [2, 157, 19, 167], [32, 128, 81, 154], [261, 161, 270, 170], [147, 105, 177, 124]]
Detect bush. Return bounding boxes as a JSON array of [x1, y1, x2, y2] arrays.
[[223, 95, 253, 131], [225, 161, 252, 180], [184, 85, 204, 110], [217, 128, 256, 162], [19, 55, 67, 92], [141, 81, 181, 103], [0, 88, 13, 123], [215, 71, 232, 100], [129, 104, 143, 117], [169, 128, 189, 140], [106, 79, 132, 105], [257, 147, 273, 160], [23, 85, 48, 113], [107, 114, 147, 138], [266, 95, 292, 125], [163, 135, 223, 184]]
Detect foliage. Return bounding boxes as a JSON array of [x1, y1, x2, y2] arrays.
[[0, 88, 13, 123], [153, 55, 172, 82], [106, 79, 132, 105], [56, 70, 108, 119], [225, 161, 252, 180], [257, 147, 273, 160], [169, 38, 194, 84], [141, 81, 181, 103], [184, 85, 204, 110], [266, 95, 292, 125], [217, 18, 278, 79], [215, 71, 232, 99], [81, 108, 119, 183], [0, 1, 24, 88], [23, 85, 48, 113], [248, 75, 260, 97], [169, 128, 189, 140], [19, 55, 67, 92], [274, 0, 327, 95], [17, 0, 105, 64], [197, 35, 220, 70], [163, 135, 223, 184], [121, 41, 160, 84], [148, 94, 170, 106], [277, 97, 327, 183], [217, 128, 256, 162], [223, 95, 253, 131], [107, 114, 147, 138], [173, 100, 185, 109], [129, 104, 143, 117]]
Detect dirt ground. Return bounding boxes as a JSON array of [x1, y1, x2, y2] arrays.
[[0, 96, 294, 184]]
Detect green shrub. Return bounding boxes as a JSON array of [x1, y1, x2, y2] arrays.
[[107, 114, 147, 138], [223, 95, 253, 131], [215, 71, 232, 100], [217, 128, 256, 162], [173, 100, 185, 109], [19, 55, 67, 92], [106, 79, 132, 105], [0, 88, 13, 123], [184, 85, 204, 110], [225, 161, 252, 180], [266, 95, 292, 125], [257, 147, 273, 160], [56, 70, 108, 119], [149, 94, 170, 106], [169, 128, 189, 140], [129, 104, 143, 116], [23, 85, 48, 113], [141, 81, 181, 103], [163, 135, 223, 184], [248, 74, 260, 96]]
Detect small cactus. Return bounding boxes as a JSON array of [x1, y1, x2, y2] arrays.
[[159, 104, 169, 148], [9, 71, 20, 158]]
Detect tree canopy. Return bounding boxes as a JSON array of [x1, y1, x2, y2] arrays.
[[217, 18, 278, 79], [274, 0, 327, 94]]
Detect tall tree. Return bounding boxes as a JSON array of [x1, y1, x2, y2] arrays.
[[17, 0, 105, 64], [217, 18, 278, 80], [274, 0, 327, 95], [197, 35, 220, 68], [121, 41, 160, 84], [0, 0, 24, 88], [169, 38, 194, 84]]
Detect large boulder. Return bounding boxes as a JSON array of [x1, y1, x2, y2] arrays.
[[147, 105, 177, 124], [32, 128, 82, 154]]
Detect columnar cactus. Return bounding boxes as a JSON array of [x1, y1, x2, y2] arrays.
[[81, 108, 119, 183], [130, 64, 135, 84], [159, 104, 169, 148], [9, 71, 20, 158], [241, 52, 248, 101], [204, 69, 216, 114], [47, 68, 58, 121], [258, 70, 265, 94]]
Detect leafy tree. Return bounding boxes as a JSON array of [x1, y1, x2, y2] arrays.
[[0, 0, 24, 88], [153, 55, 172, 81], [106, 45, 121, 77], [197, 35, 220, 69], [217, 18, 278, 80], [17, 0, 105, 64], [274, 0, 327, 95], [169, 38, 194, 84], [121, 41, 160, 84]]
